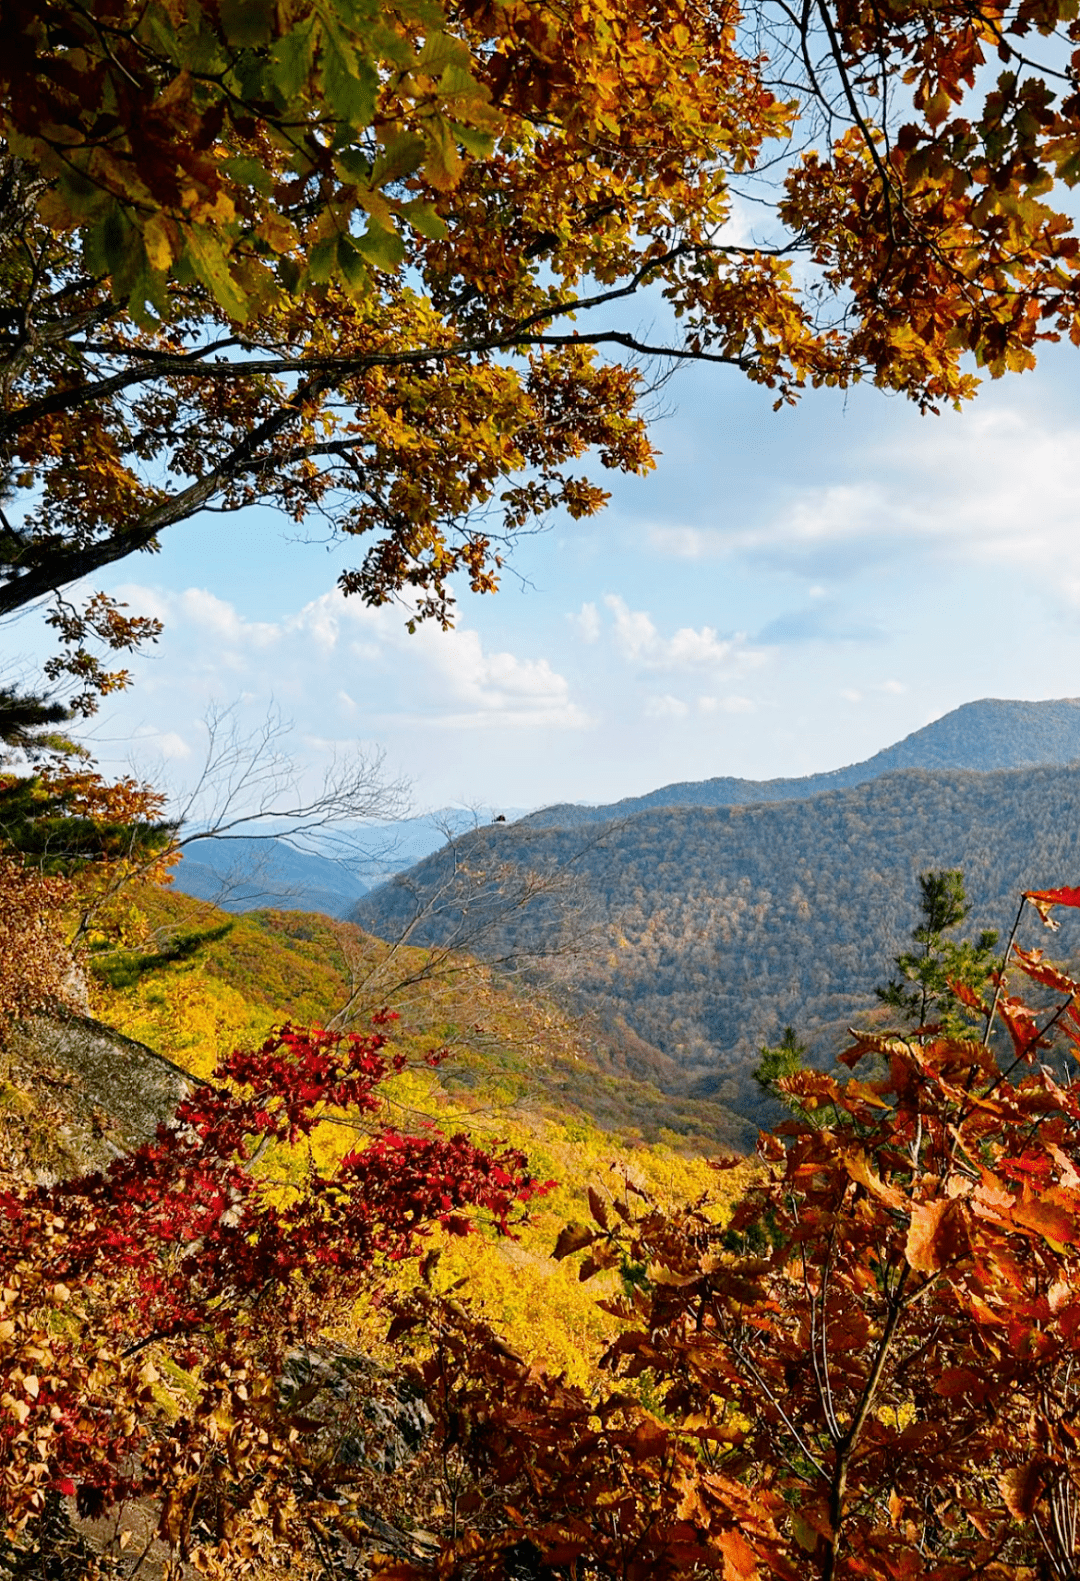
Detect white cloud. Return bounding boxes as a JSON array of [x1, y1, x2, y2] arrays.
[[569, 601, 601, 642], [408, 625, 590, 730], [645, 397, 1080, 608], [602, 594, 757, 673], [647, 525, 728, 560], [110, 583, 589, 736], [698, 694, 755, 714], [129, 725, 192, 760], [178, 587, 280, 647], [695, 404, 1080, 592]]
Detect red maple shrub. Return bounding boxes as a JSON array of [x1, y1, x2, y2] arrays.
[[0, 1021, 543, 1575], [11, 884, 1080, 1580]]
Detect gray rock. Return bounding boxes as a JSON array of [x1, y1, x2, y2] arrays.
[[3, 1009, 195, 1177]]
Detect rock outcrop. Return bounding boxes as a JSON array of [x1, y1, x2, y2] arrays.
[[1, 1008, 195, 1179]]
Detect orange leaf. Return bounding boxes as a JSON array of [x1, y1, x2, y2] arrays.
[[947, 977, 985, 1011], [905, 1197, 966, 1273], [1011, 1196, 1078, 1248], [718, 1526, 760, 1580], [1013, 946, 1080, 997], [844, 1149, 907, 1210]]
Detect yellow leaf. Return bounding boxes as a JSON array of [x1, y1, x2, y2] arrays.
[[144, 215, 176, 273]]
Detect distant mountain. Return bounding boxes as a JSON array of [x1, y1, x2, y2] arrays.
[[521, 697, 1080, 828], [170, 835, 369, 918], [358, 761, 1080, 1124], [169, 808, 531, 917]]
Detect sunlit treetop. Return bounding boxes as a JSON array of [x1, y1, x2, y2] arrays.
[[2, 0, 1080, 646]]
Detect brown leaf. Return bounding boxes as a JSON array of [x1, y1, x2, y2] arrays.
[[553, 1222, 596, 1260], [1000, 1461, 1047, 1521]]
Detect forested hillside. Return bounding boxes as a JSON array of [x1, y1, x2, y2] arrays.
[[523, 696, 1080, 828], [92, 884, 751, 1152], [359, 761, 1080, 1121]]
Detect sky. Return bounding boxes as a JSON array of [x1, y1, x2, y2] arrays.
[[9, 330, 1080, 820]]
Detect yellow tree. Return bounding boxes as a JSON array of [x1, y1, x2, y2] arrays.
[[3, 0, 1079, 667]]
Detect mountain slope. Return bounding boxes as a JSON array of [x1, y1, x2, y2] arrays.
[[169, 810, 530, 916], [73, 882, 753, 1380], [358, 761, 1080, 1122], [168, 834, 370, 917], [522, 696, 1080, 828]]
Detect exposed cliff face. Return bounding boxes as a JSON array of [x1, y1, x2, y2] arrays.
[[1, 1009, 195, 1179]]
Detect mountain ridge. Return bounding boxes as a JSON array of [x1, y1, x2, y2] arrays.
[[357, 758, 1080, 1124], [520, 696, 1080, 828], [169, 699, 1080, 916]]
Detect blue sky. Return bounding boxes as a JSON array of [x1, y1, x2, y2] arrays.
[[10, 334, 1080, 817]]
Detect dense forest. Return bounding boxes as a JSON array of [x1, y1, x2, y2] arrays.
[[360, 762, 1080, 1121]]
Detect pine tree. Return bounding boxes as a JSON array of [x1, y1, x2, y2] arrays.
[[876, 869, 998, 1034]]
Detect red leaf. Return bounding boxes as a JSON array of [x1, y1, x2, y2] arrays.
[[1025, 886, 1080, 927]]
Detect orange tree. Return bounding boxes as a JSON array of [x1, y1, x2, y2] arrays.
[[3, 0, 1080, 659], [371, 883, 1080, 1580]]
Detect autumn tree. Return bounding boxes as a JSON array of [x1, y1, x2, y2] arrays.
[[0, 857, 77, 1036], [3, 0, 1080, 679], [361, 883, 1080, 1581]]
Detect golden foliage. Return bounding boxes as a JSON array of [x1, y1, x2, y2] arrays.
[[88, 883, 755, 1382], [0, 857, 76, 1037]]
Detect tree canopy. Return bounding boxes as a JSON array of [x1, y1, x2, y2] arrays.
[[3, 0, 1080, 660]]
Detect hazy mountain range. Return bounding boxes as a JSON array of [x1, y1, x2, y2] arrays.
[[170, 696, 1080, 1127], [170, 808, 527, 916], [173, 698, 1080, 914]]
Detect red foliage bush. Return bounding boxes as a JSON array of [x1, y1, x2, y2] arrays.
[[0, 1022, 543, 1571]]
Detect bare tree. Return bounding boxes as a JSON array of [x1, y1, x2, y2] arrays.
[[69, 702, 410, 945], [327, 818, 620, 1031]]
